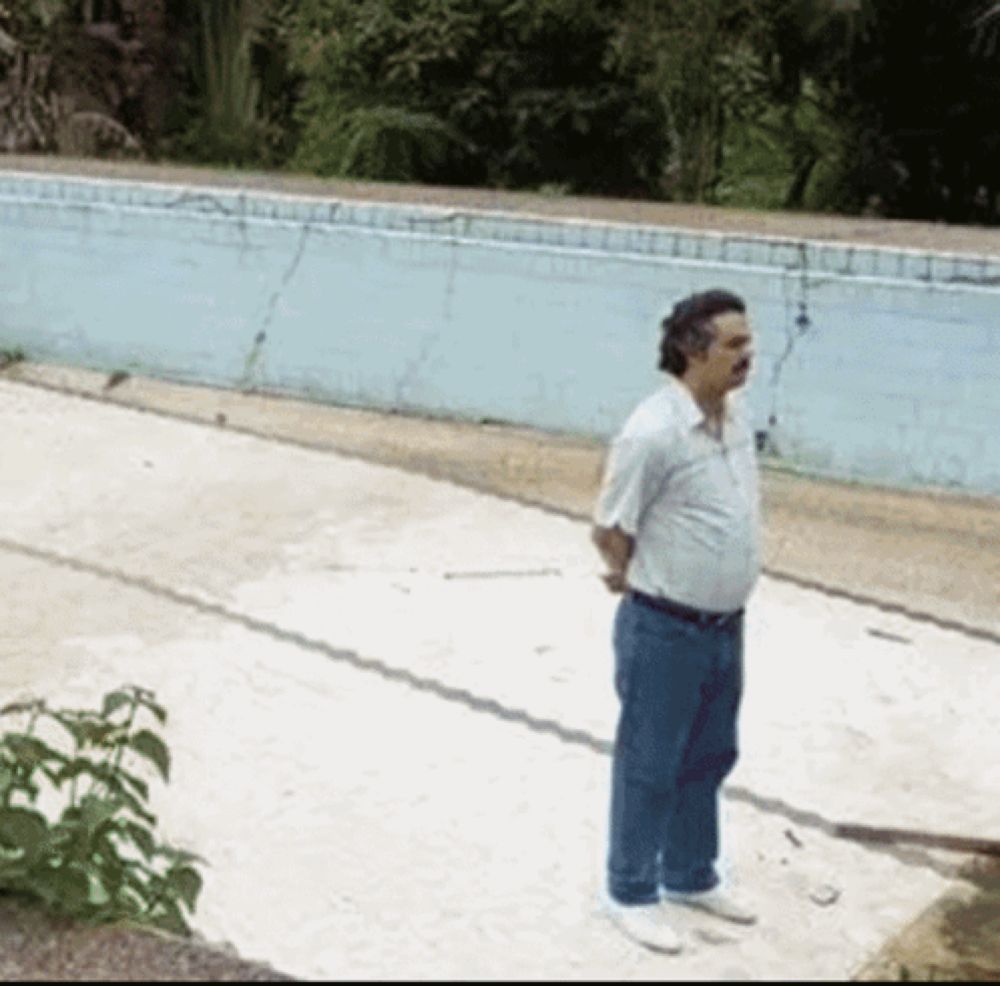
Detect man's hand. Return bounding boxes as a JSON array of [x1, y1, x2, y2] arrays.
[[591, 525, 634, 595], [600, 571, 628, 594]]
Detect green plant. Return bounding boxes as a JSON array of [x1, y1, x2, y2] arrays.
[[0, 685, 204, 937], [0, 347, 26, 368], [168, 0, 282, 166], [293, 97, 462, 180], [289, 0, 670, 195]]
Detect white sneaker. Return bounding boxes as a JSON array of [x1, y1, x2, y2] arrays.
[[603, 897, 683, 953], [662, 886, 757, 926]]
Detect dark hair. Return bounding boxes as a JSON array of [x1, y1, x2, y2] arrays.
[[658, 289, 746, 376]]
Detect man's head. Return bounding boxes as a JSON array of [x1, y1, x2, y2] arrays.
[[658, 289, 753, 396]]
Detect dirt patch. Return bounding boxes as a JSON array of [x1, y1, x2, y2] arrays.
[[854, 857, 1000, 981], [0, 893, 293, 981]]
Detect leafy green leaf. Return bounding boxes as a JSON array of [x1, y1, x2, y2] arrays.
[[166, 865, 203, 912], [115, 792, 156, 828], [29, 862, 91, 914], [86, 722, 120, 748], [149, 896, 191, 937], [56, 805, 82, 828], [153, 845, 206, 866], [100, 784, 156, 829], [0, 699, 44, 719], [101, 691, 133, 720], [122, 861, 153, 888], [115, 880, 149, 916], [0, 807, 48, 843], [0, 808, 49, 865], [128, 731, 170, 782], [47, 712, 89, 748], [98, 726, 130, 749], [90, 835, 129, 888], [39, 764, 65, 786], [135, 695, 167, 726], [85, 869, 111, 906], [2, 734, 63, 767], [53, 756, 109, 787], [0, 850, 28, 872], [51, 715, 116, 749], [55, 761, 156, 826], [118, 769, 150, 803], [124, 822, 156, 860], [77, 795, 118, 837]]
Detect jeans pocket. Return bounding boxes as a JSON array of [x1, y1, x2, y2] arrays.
[[612, 601, 634, 702]]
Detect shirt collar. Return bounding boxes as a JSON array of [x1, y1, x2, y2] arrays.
[[664, 375, 735, 430]]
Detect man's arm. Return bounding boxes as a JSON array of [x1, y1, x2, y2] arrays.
[[591, 524, 635, 594]]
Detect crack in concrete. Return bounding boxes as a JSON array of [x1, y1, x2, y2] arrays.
[[393, 330, 440, 407], [0, 535, 979, 877], [239, 224, 313, 391], [441, 219, 463, 321], [768, 245, 814, 436], [163, 192, 240, 217], [259, 223, 312, 332], [165, 189, 253, 260]]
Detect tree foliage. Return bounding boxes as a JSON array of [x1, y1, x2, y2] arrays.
[[0, 0, 147, 155], [837, 0, 1000, 223], [2, 0, 1000, 224], [619, 0, 761, 201], [161, 0, 301, 166], [290, 0, 670, 196]]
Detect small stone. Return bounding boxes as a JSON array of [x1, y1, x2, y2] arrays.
[[104, 370, 130, 390], [810, 884, 841, 906], [215, 412, 227, 426]]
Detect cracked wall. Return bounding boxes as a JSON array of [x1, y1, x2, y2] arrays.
[[1, 171, 999, 495]]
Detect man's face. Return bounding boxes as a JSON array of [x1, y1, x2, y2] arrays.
[[695, 311, 754, 393]]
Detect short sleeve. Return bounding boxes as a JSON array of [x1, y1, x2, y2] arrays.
[[593, 430, 667, 536]]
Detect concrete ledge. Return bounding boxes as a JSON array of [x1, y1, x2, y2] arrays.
[[4, 166, 1000, 287], [3, 153, 1000, 259]]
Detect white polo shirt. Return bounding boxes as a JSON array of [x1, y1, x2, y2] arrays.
[[594, 375, 761, 613]]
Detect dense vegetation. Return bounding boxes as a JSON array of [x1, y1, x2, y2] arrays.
[[1, 0, 999, 224]]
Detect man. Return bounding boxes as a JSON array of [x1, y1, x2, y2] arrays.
[[591, 288, 760, 953]]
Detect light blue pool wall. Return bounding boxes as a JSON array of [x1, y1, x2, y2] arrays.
[[2, 172, 998, 494]]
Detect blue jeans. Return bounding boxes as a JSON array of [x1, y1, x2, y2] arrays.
[[607, 593, 744, 905]]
